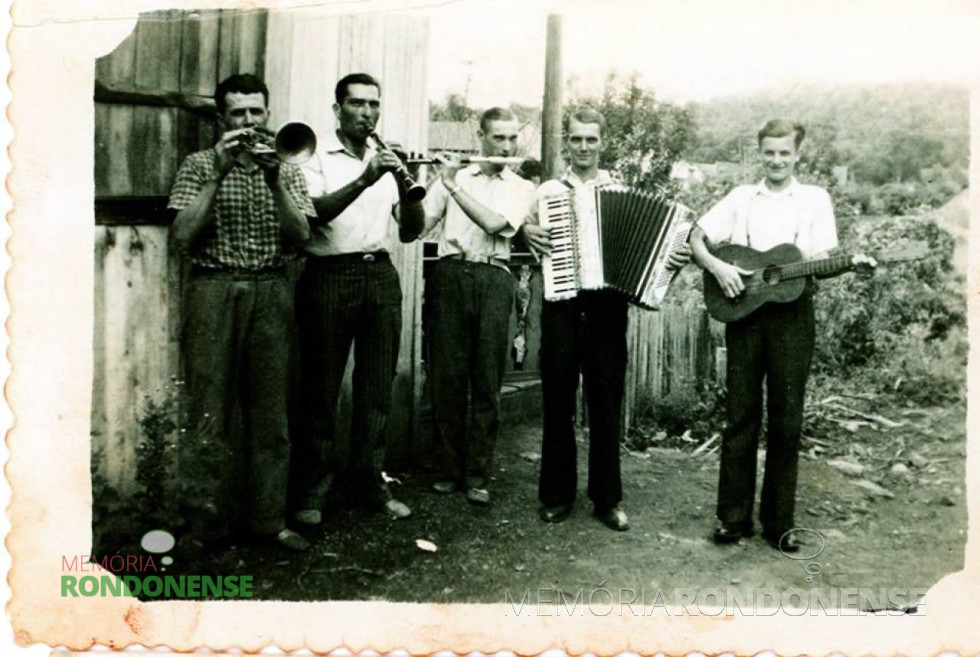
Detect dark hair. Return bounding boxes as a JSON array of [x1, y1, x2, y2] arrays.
[[335, 73, 382, 104], [757, 119, 806, 148], [563, 106, 606, 137], [517, 158, 541, 181], [214, 74, 269, 115], [479, 107, 518, 132]]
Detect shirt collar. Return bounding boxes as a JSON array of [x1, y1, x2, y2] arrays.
[[463, 162, 518, 181], [754, 177, 800, 198], [322, 129, 376, 160], [562, 167, 612, 187]]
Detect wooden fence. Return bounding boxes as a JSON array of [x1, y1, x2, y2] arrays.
[[624, 303, 726, 431]]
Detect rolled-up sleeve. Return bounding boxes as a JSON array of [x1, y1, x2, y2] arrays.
[[528, 180, 568, 227], [282, 164, 316, 218], [696, 188, 740, 245], [496, 178, 536, 238], [168, 152, 209, 211], [809, 187, 838, 256], [422, 177, 451, 237], [300, 152, 327, 199]]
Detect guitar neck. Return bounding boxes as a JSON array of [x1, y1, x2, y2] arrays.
[[780, 254, 852, 280]]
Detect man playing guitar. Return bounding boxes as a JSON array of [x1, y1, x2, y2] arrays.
[[689, 119, 874, 551]]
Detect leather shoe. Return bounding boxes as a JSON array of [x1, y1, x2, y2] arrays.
[[432, 480, 457, 494], [713, 521, 753, 545], [763, 531, 800, 553], [384, 498, 412, 519], [274, 529, 310, 552], [465, 487, 490, 506], [539, 504, 572, 523], [594, 505, 630, 531], [294, 509, 322, 525]]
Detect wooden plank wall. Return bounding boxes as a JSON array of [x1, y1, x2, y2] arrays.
[[265, 11, 429, 465], [93, 9, 267, 495], [623, 305, 726, 431]]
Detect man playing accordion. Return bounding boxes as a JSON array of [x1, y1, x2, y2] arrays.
[[522, 107, 691, 531]]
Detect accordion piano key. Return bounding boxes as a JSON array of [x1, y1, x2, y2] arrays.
[[539, 193, 579, 300]]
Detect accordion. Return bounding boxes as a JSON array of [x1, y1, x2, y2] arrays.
[[539, 184, 692, 309]]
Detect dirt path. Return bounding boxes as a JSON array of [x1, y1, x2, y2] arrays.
[[188, 401, 966, 607]]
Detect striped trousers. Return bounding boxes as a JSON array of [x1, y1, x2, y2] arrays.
[[294, 255, 402, 510]]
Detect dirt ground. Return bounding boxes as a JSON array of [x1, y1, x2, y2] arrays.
[[172, 397, 967, 608]]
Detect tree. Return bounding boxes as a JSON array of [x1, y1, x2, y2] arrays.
[[568, 71, 697, 196], [429, 92, 474, 122]]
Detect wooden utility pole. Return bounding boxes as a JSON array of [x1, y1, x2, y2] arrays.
[[541, 13, 563, 181]]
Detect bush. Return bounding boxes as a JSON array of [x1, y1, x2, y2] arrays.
[[627, 382, 726, 449], [812, 215, 966, 403]]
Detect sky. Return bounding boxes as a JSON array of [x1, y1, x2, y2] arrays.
[[421, 0, 980, 107]]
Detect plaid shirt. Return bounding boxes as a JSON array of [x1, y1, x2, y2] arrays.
[[168, 149, 316, 270]]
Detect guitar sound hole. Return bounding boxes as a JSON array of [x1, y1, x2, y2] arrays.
[[762, 265, 782, 285]]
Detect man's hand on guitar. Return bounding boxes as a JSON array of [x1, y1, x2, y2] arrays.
[[667, 243, 692, 270], [851, 253, 878, 275], [710, 260, 753, 299]]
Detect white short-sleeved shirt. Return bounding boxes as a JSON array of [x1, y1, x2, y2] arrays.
[[424, 163, 535, 261], [300, 130, 400, 256], [697, 178, 838, 259]]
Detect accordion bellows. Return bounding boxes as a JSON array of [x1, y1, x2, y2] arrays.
[[539, 185, 692, 309]]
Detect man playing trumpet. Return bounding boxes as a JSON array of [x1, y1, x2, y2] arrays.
[[293, 73, 426, 524], [420, 107, 536, 505], [168, 73, 315, 551]]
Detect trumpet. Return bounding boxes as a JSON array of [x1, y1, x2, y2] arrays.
[[405, 154, 526, 166], [368, 131, 427, 203], [239, 122, 318, 166]]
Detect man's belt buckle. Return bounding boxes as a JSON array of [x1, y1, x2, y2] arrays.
[[362, 252, 377, 262]]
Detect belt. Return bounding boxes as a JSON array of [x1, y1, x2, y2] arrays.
[[191, 265, 285, 279], [440, 253, 510, 266], [311, 251, 390, 264]]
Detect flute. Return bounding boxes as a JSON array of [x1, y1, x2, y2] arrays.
[[405, 155, 525, 166]]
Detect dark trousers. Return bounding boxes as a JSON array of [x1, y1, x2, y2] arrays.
[[178, 270, 292, 538], [294, 256, 402, 509], [429, 259, 516, 488], [538, 291, 628, 509], [717, 293, 815, 535]]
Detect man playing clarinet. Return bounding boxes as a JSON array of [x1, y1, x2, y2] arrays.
[[293, 73, 425, 525]]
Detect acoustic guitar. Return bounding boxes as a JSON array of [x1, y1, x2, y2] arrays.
[[703, 243, 926, 323]]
